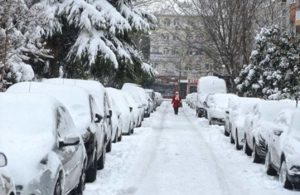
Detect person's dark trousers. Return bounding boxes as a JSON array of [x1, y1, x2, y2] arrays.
[[174, 107, 179, 115]]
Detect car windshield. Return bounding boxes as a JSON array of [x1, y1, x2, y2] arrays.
[[0, 100, 54, 137]]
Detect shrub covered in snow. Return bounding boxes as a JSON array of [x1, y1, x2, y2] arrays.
[[235, 26, 300, 100]]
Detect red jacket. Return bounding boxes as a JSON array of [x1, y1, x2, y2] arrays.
[[172, 95, 181, 108]]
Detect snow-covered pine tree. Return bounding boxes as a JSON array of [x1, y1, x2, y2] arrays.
[[41, 0, 156, 86], [0, 0, 52, 90], [235, 26, 300, 99]]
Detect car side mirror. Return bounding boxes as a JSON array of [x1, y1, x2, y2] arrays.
[[274, 129, 283, 136], [59, 137, 80, 148], [0, 153, 7, 167], [225, 110, 229, 114], [95, 114, 103, 123], [129, 107, 133, 112]]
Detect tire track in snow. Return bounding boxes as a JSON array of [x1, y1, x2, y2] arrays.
[[118, 102, 168, 195], [182, 105, 248, 195]]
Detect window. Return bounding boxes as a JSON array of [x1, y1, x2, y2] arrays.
[[174, 18, 180, 26], [56, 107, 73, 137], [163, 48, 169, 55], [163, 18, 171, 26]]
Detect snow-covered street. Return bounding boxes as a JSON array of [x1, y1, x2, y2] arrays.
[[84, 101, 299, 195]]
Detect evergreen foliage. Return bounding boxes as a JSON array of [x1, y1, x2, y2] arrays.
[[235, 26, 300, 100]]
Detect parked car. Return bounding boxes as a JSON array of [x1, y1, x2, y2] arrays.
[[204, 93, 237, 125], [154, 92, 163, 107], [44, 78, 112, 154], [265, 109, 300, 189], [225, 97, 261, 150], [145, 89, 156, 112], [244, 100, 296, 163], [0, 93, 87, 194], [0, 153, 16, 195], [186, 92, 197, 109], [7, 82, 105, 182], [106, 87, 134, 136], [122, 83, 147, 120], [196, 76, 227, 118], [123, 91, 142, 128]]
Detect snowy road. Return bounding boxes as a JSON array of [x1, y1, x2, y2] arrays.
[[84, 101, 299, 195]]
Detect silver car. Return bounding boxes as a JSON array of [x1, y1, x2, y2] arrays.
[[0, 93, 87, 195], [0, 153, 16, 195]]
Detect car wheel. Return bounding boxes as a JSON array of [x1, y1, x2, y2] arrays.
[[130, 127, 134, 134], [235, 129, 242, 150], [224, 127, 229, 136], [97, 146, 106, 170], [113, 129, 118, 143], [265, 150, 276, 176], [118, 132, 122, 142], [230, 132, 235, 144], [86, 150, 97, 183], [106, 139, 112, 153], [252, 142, 263, 163], [72, 168, 86, 195], [243, 135, 252, 156], [54, 174, 62, 195], [279, 160, 293, 189]]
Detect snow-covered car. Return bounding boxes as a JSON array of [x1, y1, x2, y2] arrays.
[[265, 109, 300, 189], [244, 100, 296, 163], [0, 153, 16, 195], [204, 93, 237, 125], [0, 93, 86, 195], [186, 92, 197, 109], [44, 78, 112, 154], [7, 82, 105, 182], [226, 97, 261, 150], [122, 83, 148, 120], [145, 89, 156, 112], [107, 87, 134, 136], [154, 92, 163, 107], [196, 76, 227, 118], [123, 90, 142, 128]]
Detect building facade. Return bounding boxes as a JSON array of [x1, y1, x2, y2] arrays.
[[149, 14, 226, 98]]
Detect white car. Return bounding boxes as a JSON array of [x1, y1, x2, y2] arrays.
[[122, 83, 147, 122], [196, 76, 227, 118], [123, 91, 142, 128], [244, 100, 296, 163], [265, 109, 300, 189], [44, 78, 112, 154], [186, 92, 197, 109], [7, 82, 106, 182], [226, 97, 261, 150], [0, 93, 86, 195], [204, 93, 237, 125], [154, 92, 163, 107], [0, 153, 16, 195], [106, 87, 134, 136]]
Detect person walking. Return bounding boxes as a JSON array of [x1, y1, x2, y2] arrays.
[[171, 91, 182, 115]]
